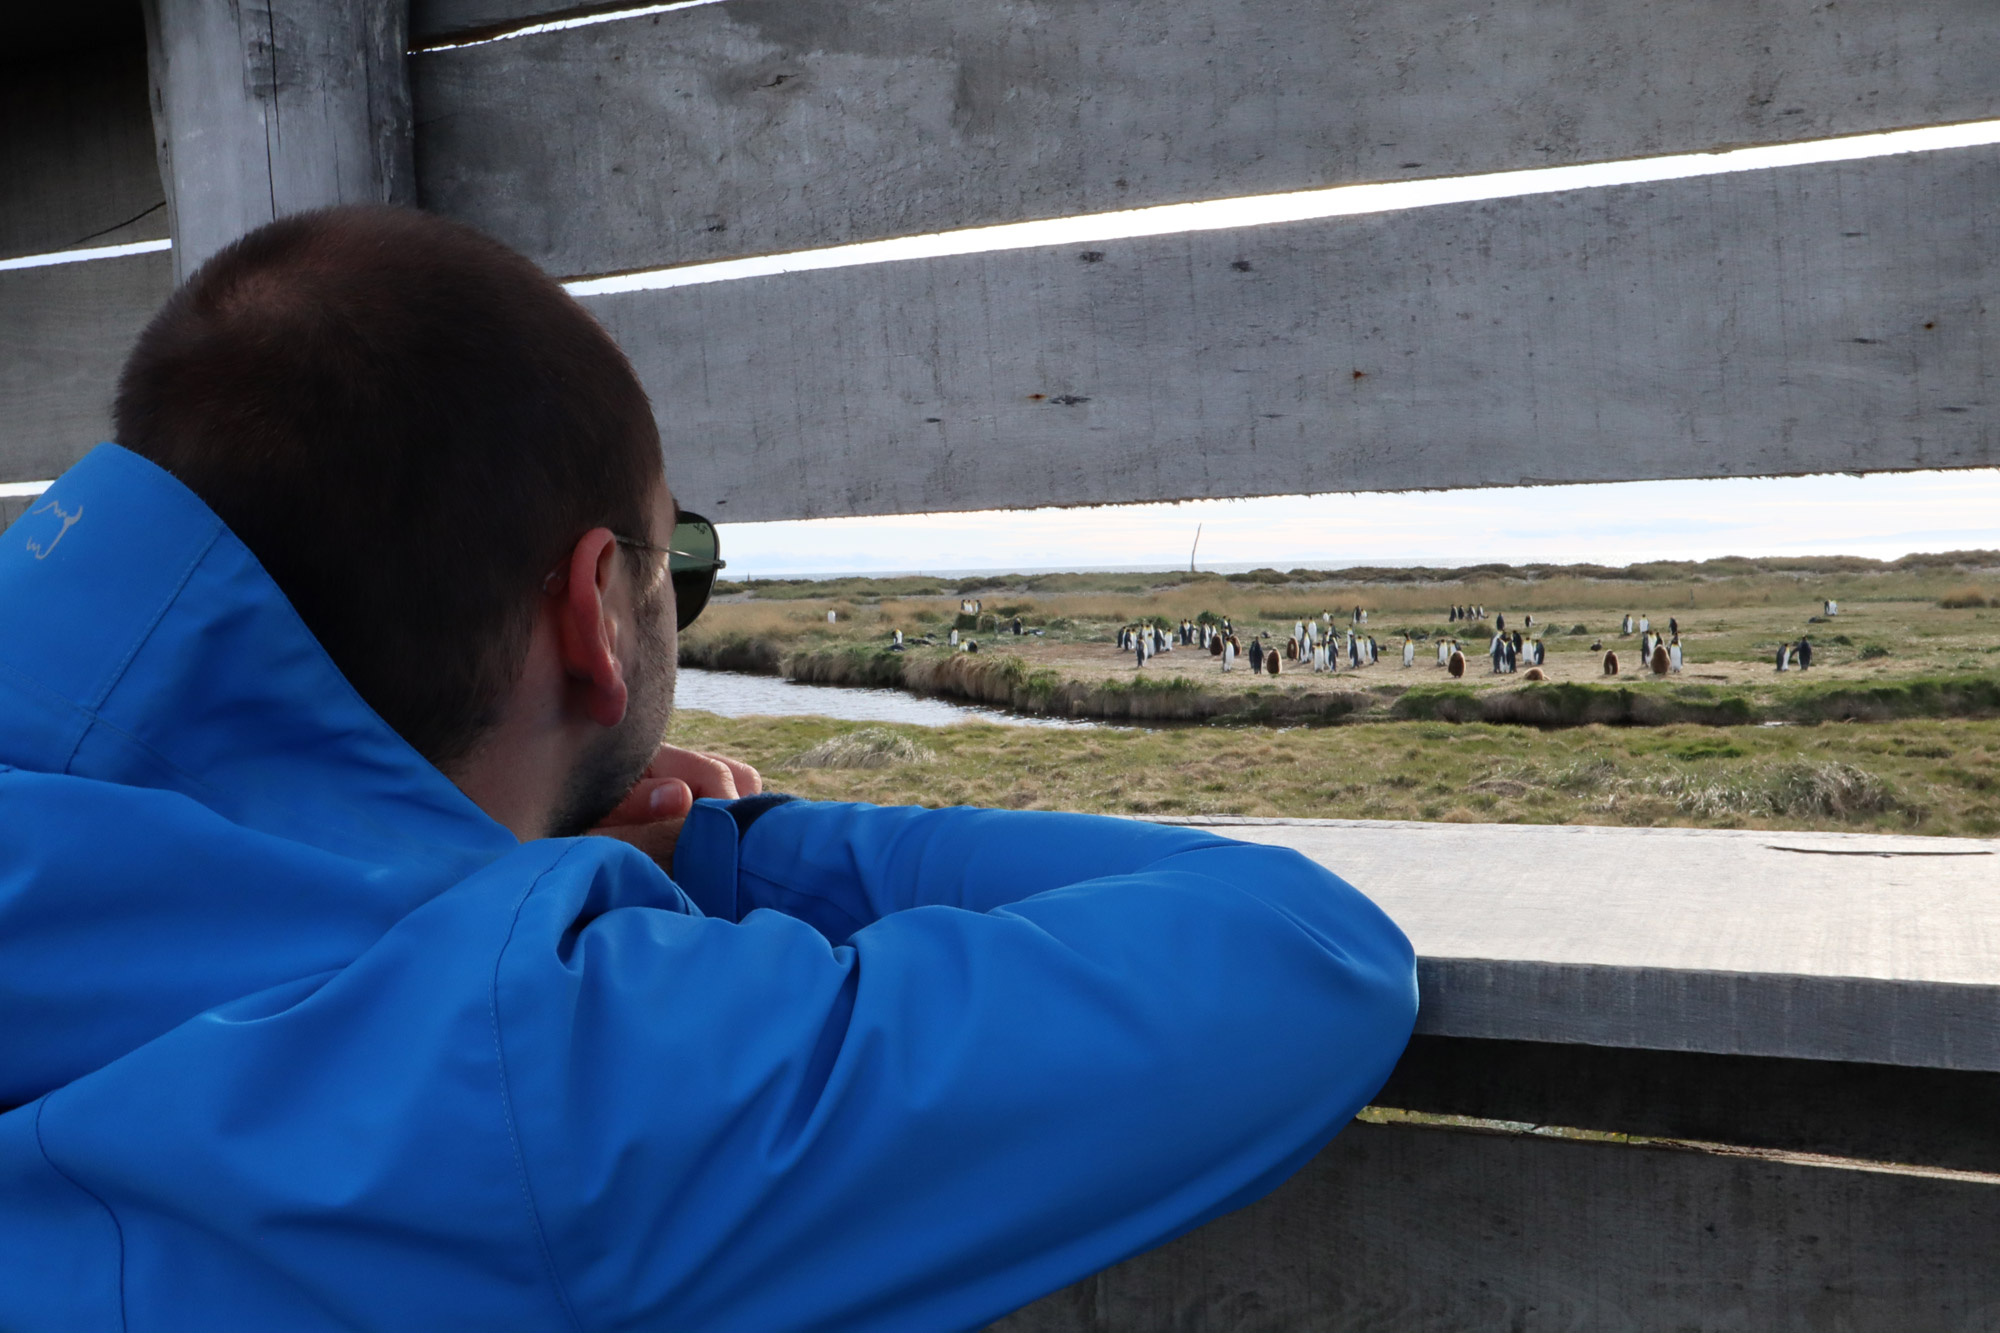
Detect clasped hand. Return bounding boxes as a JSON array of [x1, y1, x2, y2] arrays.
[[589, 744, 763, 876]]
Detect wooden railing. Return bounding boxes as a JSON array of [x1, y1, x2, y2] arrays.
[[6, 7, 2000, 1322], [995, 820, 2000, 1328]]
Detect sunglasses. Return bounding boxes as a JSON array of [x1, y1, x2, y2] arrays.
[[612, 510, 726, 630]]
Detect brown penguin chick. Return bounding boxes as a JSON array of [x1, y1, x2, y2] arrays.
[[1266, 654, 1282, 676], [1447, 650, 1466, 678], [1209, 636, 1224, 657], [1522, 666, 1546, 681], [1651, 644, 1670, 675], [1603, 650, 1620, 675]]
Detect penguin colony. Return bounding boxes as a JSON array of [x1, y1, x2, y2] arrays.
[[1098, 608, 1711, 686], [1106, 610, 1417, 678], [1080, 596, 1832, 704]]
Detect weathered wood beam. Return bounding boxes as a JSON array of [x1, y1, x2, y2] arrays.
[[1381, 1037, 2000, 1174], [1175, 819, 2000, 1071], [0, 253, 174, 485], [141, 0, 415, 284], [412, 0, 2000, 278], [410, 0, 628, 43], [993, 818, 2000, 1328], [585, 148, 1998, 521], [991, 1117, 2000, 1331]]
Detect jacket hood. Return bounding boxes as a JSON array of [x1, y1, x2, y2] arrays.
[[0, 444, 515, 1105]]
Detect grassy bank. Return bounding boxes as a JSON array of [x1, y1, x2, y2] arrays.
[[1390, 673, 2000, 727], [664, 711, 2000, 838], [682, 552, 2000, 728], [685, 629, 2000, 730], [683, 638, 1371, 723]]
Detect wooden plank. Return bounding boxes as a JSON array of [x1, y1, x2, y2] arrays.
[[587, 147, 1999, 521], [412, 0, 2000, 278], [0, 497, 40, 532], [410, 0, 628, 41], [1180, 821, 2000, 988], [1145, 818, 2000, 1071], [143, 0, 414, 282], [1417, 961, 2000, 1073], [989, 1120, 2000, 1331], [0, 252, 172, 485], [1381, 1037, 2000, 1174], [0, 40, 166, 262]]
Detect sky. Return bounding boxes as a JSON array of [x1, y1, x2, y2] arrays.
[[716, 468, 2000, 578]]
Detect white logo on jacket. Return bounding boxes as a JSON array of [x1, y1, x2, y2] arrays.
[[23, 498, 82, 561]]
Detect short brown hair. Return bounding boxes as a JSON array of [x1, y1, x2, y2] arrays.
[[114, 205, 661, 768]]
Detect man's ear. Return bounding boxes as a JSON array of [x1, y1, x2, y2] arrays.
[[553, 527, 629, 728]]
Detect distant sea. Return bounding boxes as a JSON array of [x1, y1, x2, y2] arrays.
[[731, 558, 1473, 581]]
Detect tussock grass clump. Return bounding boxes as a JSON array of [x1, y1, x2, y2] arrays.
[[1764, 760, 1899, 818], [1387, 674, 2000, 729], [1392, 683, 1757, 727], [786, 728, 934, 770], [1780, 674, 2000, 724], [1940, 586, 1995, 609], [1540, 758, 1620, 793], [791, 646, 907, 690], [1647, 760, 1896, 821], [679, 633, 788, 675]]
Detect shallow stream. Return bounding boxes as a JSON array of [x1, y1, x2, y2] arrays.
[[674, 667, 1101, 728]]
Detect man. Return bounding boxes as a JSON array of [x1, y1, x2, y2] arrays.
[[0, 207, 1416, 1330]]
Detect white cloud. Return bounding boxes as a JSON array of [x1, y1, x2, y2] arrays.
[[718, 470, 2000, 577]]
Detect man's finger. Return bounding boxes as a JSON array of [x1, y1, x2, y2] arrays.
[[644, 777, 696, 819], [718, 755, 763, 796], [595, 776, 693, 828], [691, 753, 740, 800], [684, 751, 740, 800], [635, 743, 748, 800]]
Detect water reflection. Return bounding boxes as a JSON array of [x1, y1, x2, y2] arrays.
[[673, 667, 1103, 729]]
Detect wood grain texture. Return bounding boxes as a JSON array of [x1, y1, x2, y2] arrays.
[[410, 0, 637, 41], [587, 148, 1998, 521], [0, 39, 166, 262], [142, 0, 414, 282], [0, 252, 171, 485], [1417, 961, 2000, 1072], [1150, 818, 2000, 1070], [1381, 1037, 2000, 1173], [988, 1120, 2000, 1331], [412, 0, 2000, 277], [1173, 821, 2000, 985]]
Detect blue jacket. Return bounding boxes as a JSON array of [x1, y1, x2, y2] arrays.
[[0, 445, 1417, 1332]]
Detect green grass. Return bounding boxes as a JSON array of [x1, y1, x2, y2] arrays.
[[683, 554, 2000, 734], [665, 712, 2000, 838], [1387, 673, 2000, 728]]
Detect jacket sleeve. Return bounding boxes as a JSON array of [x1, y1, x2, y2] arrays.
[[501, 802, 1417, 1333], [671, 796, 1305, 937]]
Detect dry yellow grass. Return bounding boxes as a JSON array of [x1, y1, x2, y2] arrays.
[[690, 563, 2000, 691], [665, 711, 2000, 838]]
